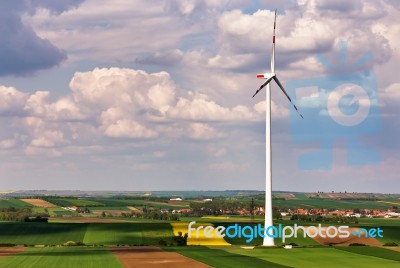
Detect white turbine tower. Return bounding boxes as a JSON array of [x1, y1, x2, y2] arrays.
[[252, 10, 303, 247]]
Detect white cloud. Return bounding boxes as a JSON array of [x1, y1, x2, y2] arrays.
[[0, 86, 28, 115], [187, 123, 222, 140], [100, 107, 157, 139], [23, 0, 194, 62], [211, 2, 392, 74], [381, 83, 400, 103], [0, 66, 267, 154], [1, 1, 398, 191], [0, 139, 16, 149]]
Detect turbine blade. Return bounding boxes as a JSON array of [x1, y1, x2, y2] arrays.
[[271, 9, 276, 73], [252, 76, 275, 98], [273, 76, 304, 118]]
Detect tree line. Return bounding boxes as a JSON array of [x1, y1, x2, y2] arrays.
[[0, 206, 49, 222]]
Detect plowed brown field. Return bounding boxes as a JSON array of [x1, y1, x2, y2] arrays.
[[20, 199, 56, 208], [109, 247, 212, 268]]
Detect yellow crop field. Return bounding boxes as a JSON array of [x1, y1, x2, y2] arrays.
[[376, 201, 400, 205], [170, 222, 231, 246]]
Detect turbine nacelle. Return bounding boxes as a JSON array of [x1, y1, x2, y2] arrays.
[[256, 73, 275, 79], [251, 10, 303, 118]]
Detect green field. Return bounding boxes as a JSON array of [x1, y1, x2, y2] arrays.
[[223, 247, 400, 268], [166, 246, 290, 268], [44, 198, 188, 209], [0, 247, 122, 268], [0, 246, 398, 268], [1, 218, 399, 246], [83, 223, 174, 245], [335, 246, 400, 262], [0, 223, 87, 245], [31, 207, 74, 217], [0, 222, 175, 246], [0, 199, 32, 208], [216, 222, 320, 246], [166, 246, 400, 268], [0, 219, 399, 268], [272, 199, 394, 210], [45, 198, 105, 207], [86, 206, 130, 211], [93, 199, 189, 209]]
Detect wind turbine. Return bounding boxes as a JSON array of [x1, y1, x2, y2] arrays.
[[252, 10, 303, 247]]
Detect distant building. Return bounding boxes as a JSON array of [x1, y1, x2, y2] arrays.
[[170, 198, 183, 201]]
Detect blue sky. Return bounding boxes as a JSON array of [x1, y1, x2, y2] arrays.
[[0, 0, 398, 192]]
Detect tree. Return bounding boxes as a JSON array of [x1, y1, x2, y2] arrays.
[[249, 198, 255, 221]]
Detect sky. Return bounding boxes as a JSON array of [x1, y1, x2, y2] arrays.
[[0, 0, 399, 192]]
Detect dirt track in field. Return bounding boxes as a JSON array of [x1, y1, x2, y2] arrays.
[[306, 227, 383, 246], [20, 198, 56, 208], [0, 247, 26, 257], [109, 247, 212, 268], [385, 247, 400, 252]]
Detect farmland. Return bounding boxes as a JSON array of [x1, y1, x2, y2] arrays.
[[271, 198, 395, 210], [0, 199, 32, 208], [83, 223, 175, 245], [0, 244, 398, 268], [20, 199, 56, 208], [0, 247, 123, 268], [0, 223, 87, 245], [43, 197, 190, 210], [0, 192, 399, 267], [220, 247, 400, 268]]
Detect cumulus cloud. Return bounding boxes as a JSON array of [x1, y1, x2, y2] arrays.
[[0, 1, 75, 76], [0, 1, 398, 191], [0, 67, 267, 153], [211, 2, 392, 74], [100, 107, 157, 139], [0, 86, 28, 115], [167, 93, 262, 121], [187, 123, 222, 140]]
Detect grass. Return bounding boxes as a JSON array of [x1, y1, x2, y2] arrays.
[[83, 223, 175, 245], [224, 247, 400, 268], [86, 206, 130, 211], [356, 218, 400, 245], [0, 199, 32, 208], [376, 226, 400, 245], [94, 199, 189, 209], [165, 246, 290, 268], [0, 223, 87, 245], [46, 198, 105, 207], [272, 199, 393, 210], [31, 207, 74, 216], [0, 222, 175, 246], [358, 217, 400, 227], [0, 247, 122, 268], [335, 246, 400, 262], [53, 211, 74, 216], [216, 222, 319, 246], [44, 198, 188, 209], [293, 193, 310, 200]]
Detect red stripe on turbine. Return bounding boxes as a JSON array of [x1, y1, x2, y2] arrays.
[[273, 36, 275, 43], [256, 74, 264, 78]]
